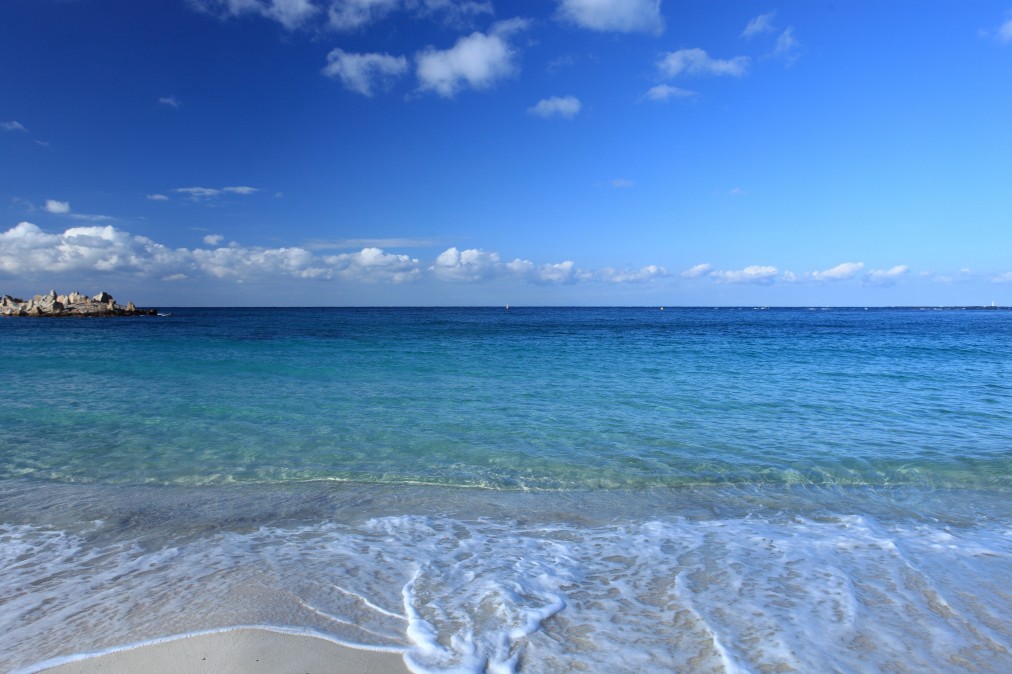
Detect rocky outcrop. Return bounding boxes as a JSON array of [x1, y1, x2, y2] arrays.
[[0, 291, 157, 317]]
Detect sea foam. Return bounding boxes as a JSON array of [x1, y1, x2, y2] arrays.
[[4, 503, 1010, 673]]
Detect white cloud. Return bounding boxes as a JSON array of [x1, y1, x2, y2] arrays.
[[190, 0, 320, 30], [322, 247, 421, 282], [175, 186, 259, 199], [322, 48, 409, 96], [742, 11, 776, 38], [783, 262, 865, 283], [44, 199, 71, 214], [773, 27, 800, 63], [811, 261, 863, 281], [610, 178, 634, 188], [159, 96, 182, 108], [2, 121, 28, 132], [415, 19, 529, 97], [147, 194, 170, 201], [528, 95, 582, 119], [681, 263, 712, 279], [596, 265, 667, 283], [557, 0, 664, 35], [711, 265, 778, 284], [643, 84, 696, 101], [431, 247, 502, 281], [865, 265, 909, 285], [0, 223, 666, 288], [658, 48, 749, 78]]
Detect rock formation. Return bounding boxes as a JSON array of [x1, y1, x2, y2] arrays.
[[0, 290, 157, 317]]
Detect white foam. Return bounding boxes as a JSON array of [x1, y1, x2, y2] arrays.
[[4, 508, 1011, 673]]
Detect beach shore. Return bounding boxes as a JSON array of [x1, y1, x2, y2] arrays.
[[38, 628, 410, 674]]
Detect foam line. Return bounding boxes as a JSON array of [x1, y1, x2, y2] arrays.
[[13, 624, 407, 674], [332, 583, 408, 621]]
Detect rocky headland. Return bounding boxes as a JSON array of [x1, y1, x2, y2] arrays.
[[0, 290, 157, 317]]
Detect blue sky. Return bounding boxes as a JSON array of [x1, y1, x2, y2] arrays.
[[2, 0, 1011, 306]]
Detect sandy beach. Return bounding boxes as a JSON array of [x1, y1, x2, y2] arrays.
[[38, 628, 410, 674]]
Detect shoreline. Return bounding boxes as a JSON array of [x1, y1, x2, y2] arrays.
[[23, 626, 410, 674]]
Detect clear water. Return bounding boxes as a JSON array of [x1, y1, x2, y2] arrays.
[[1, 307, 1010, 672]]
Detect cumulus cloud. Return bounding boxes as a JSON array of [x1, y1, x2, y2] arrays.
[[415, 18, 529, 97], [0, 221, 419, 283], [147, 194, 170, 201], [175, 186, 258, 199], [431, 248, 667, 285], [742, 11, 776, 38], [527, 95, 582, 119], [44, 199, 71, 214], [189, 0, 320, 30], [784, 262, 865, 283], [643, 84, 696, 101], [557, 0, 664, 35], [431, 247, 502, 281], [865, 265, 909, 285], [812, 261, 863, 281], [321, 247, 421, 282], [322, 48, 409, 96], [658, 48, 749, 78], [1, 223, 664, 288], [711, 265, 778, 284], [596, 265, 667, 283], [2, 121, 28, 132], [159, 96, 182, 108], [681, 263, 712, 279]]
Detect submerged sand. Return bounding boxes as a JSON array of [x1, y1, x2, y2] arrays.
[[40, 627, 410, 674]]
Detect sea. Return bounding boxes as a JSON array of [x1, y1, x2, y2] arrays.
[[1, 307, 1009, 673]]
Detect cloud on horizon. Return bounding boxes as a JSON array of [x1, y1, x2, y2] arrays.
[[710, 265, 779, 285], [0, 222, 667, 288]]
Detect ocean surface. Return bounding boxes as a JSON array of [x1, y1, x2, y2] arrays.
[[1, 307, 1010, 672]]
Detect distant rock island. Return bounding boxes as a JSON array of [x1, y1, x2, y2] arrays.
[[0, 290, 157, 317]]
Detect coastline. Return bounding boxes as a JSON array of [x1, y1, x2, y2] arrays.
[[26, 627, 409, 674]]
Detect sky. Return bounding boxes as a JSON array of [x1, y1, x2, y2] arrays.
[[2, 0, 1011, 306]]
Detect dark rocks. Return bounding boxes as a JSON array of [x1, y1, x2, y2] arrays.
[[0, 291, 157, 317]]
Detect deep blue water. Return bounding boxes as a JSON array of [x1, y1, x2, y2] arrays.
[[2, 307, 1010, 673]]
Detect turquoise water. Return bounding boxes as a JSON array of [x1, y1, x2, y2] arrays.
[[2, 308, 1010, 672]]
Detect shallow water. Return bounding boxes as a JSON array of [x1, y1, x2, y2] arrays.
[[2, 308, 1010, 672]]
